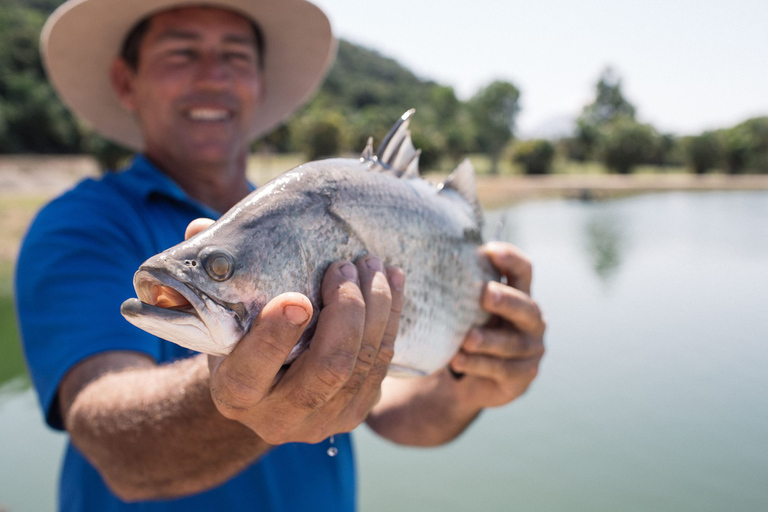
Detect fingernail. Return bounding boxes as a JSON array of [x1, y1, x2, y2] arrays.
[[387, 267, 405, 291], [488, 281, 502, 305], [365, 256, 383, 272], [340, 262, 358, 281], [284, 305, 310, 326]]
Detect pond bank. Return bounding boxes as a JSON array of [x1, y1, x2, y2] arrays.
[[3, 155, 768, 261], [472, 173, 768, 209]]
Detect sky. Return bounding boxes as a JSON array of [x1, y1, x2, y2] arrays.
[[311, 0, 768, 137]]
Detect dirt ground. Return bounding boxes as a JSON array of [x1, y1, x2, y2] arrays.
[[2, 155, 768, 264]]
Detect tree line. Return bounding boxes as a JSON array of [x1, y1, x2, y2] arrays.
[[545, 68, 768, 175], [1, 1, 766, 175]]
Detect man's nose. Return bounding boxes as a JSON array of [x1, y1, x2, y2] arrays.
[[194, 52, 231, 88]]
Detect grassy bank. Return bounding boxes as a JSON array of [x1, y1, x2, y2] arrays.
[[3, 154, 768, 264]]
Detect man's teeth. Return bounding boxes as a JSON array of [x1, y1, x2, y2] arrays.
[[187, 109, 230, 121]]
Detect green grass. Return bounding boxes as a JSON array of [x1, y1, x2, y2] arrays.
[[0, 261, 27, 387]]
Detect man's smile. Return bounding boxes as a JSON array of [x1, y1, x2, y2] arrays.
[[184, 108, 234, 122]]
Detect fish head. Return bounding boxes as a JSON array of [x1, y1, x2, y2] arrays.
[[121, 209, 309, 356]]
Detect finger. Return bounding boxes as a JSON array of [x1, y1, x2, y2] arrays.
[[280, 261, 365, 410], [210, 293, 312, 412], [380, 266, 404, 367], [483, 242, 532, 294], [482, 281, 545, 335], [451, 351, 541, 384], [462, 326, 543, 359], [344, 265, 404, 422], [185, 218, 215, 240], [348, 255, 392, 383]]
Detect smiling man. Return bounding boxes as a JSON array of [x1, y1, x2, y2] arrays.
[[15, 0, 545, 510]]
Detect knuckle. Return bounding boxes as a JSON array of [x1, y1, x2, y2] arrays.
[[376, 340, 396, 366], [316, 349, 357, 388], [211, 368, 258, 411], [523, 359, 540, 381], [355, 344, 378, 373], [338, 291, 366, 313]]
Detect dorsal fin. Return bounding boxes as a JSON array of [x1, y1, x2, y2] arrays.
[[439, 158, 483, 227], [368, 109, 420, 177], [360, 137, 374, 161]]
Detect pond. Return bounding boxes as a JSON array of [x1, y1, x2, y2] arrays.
[[1, 191, 767, 511]]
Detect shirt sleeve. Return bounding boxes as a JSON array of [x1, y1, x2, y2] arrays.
[[15, 182, 162, 430]]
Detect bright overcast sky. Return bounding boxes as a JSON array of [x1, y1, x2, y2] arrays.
[[312, 0, 768, 137]]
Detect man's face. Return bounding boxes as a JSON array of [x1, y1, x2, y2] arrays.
[[113, 7, 265, 166]]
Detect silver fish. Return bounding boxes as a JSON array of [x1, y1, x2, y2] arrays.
[[121, 110, 497, 377]]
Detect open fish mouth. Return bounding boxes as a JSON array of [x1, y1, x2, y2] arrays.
[[120, 269, 245, 356]]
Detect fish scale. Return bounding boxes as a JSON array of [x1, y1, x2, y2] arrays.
[[121, 110, 498, 377]]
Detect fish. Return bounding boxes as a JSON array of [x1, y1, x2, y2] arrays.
[[120, 110, 498, 377]]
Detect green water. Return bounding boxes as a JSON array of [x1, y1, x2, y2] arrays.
[[1, 191, 767, 511]]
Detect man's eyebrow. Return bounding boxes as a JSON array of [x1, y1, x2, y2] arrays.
[[222, 34, 256, 46], [154, 29, 201, 43], [153, 30, 256, 46]]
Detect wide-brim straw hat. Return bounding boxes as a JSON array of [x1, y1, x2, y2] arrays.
[[41, 0, 336, 151]]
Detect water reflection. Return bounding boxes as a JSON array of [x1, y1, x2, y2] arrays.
[[584, 212, 625, 281]]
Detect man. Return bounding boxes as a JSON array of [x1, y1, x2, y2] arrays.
[[15, 0, 545, 510]]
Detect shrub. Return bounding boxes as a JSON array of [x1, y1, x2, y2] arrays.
[[685, 132, 723, 174], [513, 139, 555, 175], [600, 118, 658, 174]]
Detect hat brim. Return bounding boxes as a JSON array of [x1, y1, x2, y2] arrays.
[[41, 0, 336, 151]]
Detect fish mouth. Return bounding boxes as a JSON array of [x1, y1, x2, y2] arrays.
[[120, 268, 246, 356]]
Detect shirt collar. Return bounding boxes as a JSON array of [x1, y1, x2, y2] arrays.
[[121, 154, 254, 219]]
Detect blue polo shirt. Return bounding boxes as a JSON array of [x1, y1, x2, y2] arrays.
[[15, 155, 355, 511]]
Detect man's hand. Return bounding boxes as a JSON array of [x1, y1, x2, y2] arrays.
[[448, 241, 546, 409], [187, 219, 405, 445], [367, 241, 545, 446]]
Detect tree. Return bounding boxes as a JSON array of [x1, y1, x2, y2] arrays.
[[468, 80, 521, 174], [685, 132, 723, 174], [565, 67, 638, 164], [513, 139, 555, 175], [580, 67, 636, 126], [294, 109, 346, 160], [601, 118, 658, 174], [721, 117, 768, 174]]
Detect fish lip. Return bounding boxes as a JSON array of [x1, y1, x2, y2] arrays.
[[134, 268, 207, 314], [132, 268, 246, 353]]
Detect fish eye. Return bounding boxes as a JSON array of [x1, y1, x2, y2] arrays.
[[199, 247, 234, 281]]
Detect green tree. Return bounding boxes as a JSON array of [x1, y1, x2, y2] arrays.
[[581, 67, 636, 126], [513, 139, 555, 175], [685, 132, 723, 174], [294, 109, 346, 160], [721, 117, 768, 174], [601, 117, 658, 174], [468, 80, 521, 174], [566, 67, 638, 164]]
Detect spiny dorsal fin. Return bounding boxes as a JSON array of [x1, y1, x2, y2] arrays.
[[369, 109, 420, 177], [439, 158, 483, 227], [403, 149, 421, 179], [360, 137, 374, 161]]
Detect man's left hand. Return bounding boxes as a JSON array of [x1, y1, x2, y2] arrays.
[[448, 241, 546, 409]]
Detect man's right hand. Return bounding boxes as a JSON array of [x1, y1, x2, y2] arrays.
[[207, 255, 405, 445]]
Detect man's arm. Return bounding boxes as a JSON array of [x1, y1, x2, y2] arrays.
[[60, 220, 405, 501], [366, 242, 546, 446], [60, 352, 267, 500]]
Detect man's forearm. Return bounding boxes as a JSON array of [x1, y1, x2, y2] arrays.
[[366, 369, 481, 447], [63, 354, 271, 501]]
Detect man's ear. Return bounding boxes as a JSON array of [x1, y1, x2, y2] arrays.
[[110, 58, 138, 112]]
